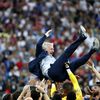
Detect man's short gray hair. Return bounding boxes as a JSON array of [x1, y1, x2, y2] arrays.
[[42, 42, 53, 50]]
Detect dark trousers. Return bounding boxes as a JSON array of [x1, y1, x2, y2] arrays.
[[48, 35, 95, 82]]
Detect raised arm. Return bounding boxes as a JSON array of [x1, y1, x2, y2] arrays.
[[35, 30, 52, 57], [35, 79, 50, 100], [17, 85, 31, 100], [87, 60, 100, 80], [65, 63, 83, 100]]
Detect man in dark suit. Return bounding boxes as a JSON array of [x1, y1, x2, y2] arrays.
[[29, 26, 99, 82], [29, 30, 52, 80]]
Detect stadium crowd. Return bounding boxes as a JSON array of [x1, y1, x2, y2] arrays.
[[0, 0, 100, 99]]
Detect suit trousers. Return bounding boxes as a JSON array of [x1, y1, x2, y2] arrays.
[[48, 35, 95, 82]]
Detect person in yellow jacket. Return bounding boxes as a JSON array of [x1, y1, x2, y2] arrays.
[[50, 62, 83, 100], [65, 63, 83, 100]]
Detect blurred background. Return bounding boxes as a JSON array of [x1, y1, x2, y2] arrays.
[[0, 0, 100, 99]]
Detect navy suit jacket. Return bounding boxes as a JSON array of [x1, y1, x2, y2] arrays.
[[28, 35, 48, 80]]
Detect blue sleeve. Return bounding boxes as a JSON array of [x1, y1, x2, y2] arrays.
[[35, 35, 47, 57], [29, 51, 48, 72]]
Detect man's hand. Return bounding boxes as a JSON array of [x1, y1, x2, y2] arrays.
[[17, 85, 30, 100], [45, 29, 52, 37], [23, 85, 30, 91], [86, 59, 94, 70], [35, 79, 47, 94], [39, 79, 46, 88]]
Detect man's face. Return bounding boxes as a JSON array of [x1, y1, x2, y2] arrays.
[[46, 43, 54, 55]]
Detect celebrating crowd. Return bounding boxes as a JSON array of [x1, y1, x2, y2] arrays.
[[0, 0, 100, 99]]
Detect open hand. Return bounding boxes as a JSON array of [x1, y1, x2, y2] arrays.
[[86, 59, 94, 70], [45, 29, 52, 37]]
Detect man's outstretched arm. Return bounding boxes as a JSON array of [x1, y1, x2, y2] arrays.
[[65, 63, 83, 100], [87, 60, 100, 80], [36, 30, 52, 57]]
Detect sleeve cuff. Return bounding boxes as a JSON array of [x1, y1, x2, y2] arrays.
[[66, 69, 71, 73], [45, 33, 49, 37]]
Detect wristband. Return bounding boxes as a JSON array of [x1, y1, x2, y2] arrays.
[[67, 69, 71, 73], [65, 62, 70, 69]]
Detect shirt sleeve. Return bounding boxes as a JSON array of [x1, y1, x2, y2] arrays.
[[36, 35, 47, 57], [66, 69, 83, 100], [50, 83, 57, 97]]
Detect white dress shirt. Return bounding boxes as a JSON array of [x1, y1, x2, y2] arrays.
[[40, 55, 56, 78]]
